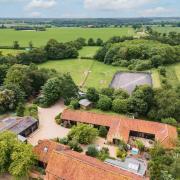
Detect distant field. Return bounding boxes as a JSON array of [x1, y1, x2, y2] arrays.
[[0, 27, 135, 47], [153, 26, 180, 33], [0, 49, 24, 55]]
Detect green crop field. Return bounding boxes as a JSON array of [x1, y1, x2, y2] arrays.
[[153, 26, 180, 33], [0, 27, 135, 47]]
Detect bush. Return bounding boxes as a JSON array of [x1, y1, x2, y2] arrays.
[[68, 139, 83, 152], [69, 99, 80, 109], [25, 104, 38, 119], [159, 66, 166, 76], [134, 140, 145, 152], [68, 123, 99, 145], [101, 88, 114, 98], [112, 99, 128, 113], [99, 126, 108, 138], [98, 147, 109, 161], [86, 87, 99, 102], [59, 137, 69, 145], [116, 148, 127, 160], [86, 145, 99, 157], [161, 118, 177, 126], [97, 95, 112, 111]]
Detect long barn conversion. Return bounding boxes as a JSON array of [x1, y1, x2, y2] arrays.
[[61, 109, 177, 149]]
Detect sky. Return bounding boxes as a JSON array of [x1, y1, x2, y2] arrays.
[[0, 0, 179, 18]]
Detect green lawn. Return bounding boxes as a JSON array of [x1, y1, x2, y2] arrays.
[[0, 27, 135, 47], [0, 49, 24, 55], [79, 46, 99, 58]]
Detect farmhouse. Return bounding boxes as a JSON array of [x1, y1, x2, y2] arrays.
[[61, 109, 177, 149], [34, 140, 147, 180], [0, 116, 38, 137]]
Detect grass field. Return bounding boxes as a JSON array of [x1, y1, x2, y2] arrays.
[[39, 58, 127, 89], [79, 46, 99, 58], [153, 26, 180, 33], [0, 49, 24, 55], [151, 69, 161, 88], [0, 27, 135, 47]]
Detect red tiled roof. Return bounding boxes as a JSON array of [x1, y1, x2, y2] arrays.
[[45, 150, 146, 180], [34, 139, 70, 164], [61, 109, 178, 148]]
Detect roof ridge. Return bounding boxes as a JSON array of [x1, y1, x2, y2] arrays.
[[53, 150, 141, 179]]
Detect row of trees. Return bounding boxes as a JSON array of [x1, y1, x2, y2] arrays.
[[84, 86, 180, 123], [95, 39, 180, 70]]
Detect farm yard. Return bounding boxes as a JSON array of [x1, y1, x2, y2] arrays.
[[0, 27, 135, 47]]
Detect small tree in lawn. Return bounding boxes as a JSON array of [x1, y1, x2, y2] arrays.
[[68, 123, 98, 145]]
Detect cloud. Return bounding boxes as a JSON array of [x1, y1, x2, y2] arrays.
[[84, 0, 156, 10], [140, 7, 173, 16], [28, 11, 42, 17], [26, 0, 57, 10]]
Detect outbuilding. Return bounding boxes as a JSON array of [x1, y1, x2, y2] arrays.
[[79, 99, 92, 110]]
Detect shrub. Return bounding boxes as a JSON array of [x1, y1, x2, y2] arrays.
[[69, 99, 80, 110], [116, 148, 127, 161], [159, 66, 166, 76], [161, 118, 177, 126], [86, 145, 99, 157], [98, 147, 109, 161], [59, 137, 69, 145], [86, 87, 99, 102], [101, 88, 114, 98], [99, 126, 108, 138], [97, 95, 112, 111], [68, 123, 99, 145], [68, 139, 83, 152], [25, 104, 38, 119], [134, 140, 145, 152], [112, 99, 128, 113]]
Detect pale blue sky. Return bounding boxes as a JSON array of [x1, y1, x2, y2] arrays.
[[0, 0, 179, 18]]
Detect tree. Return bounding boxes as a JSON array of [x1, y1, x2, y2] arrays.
[[0, 89, 16, 113], [70, 99, 80, 110], [161, 118, 177, 126], [86, 145, 99, 157], [13, 41, 20, 49], [0, 64, 9, 85], [99, 126, 108, 138], [113, 89, 129, 99], [96, 38, 103, 46], [88, 38, 95, 46], [68, 123, 98, 145], [4, 64, 32, 97], [112, 99, 128, 114], [97, 95, 112, 111], [41, 77, 62, 106], [86, 87, 99, 102], [16, 103, 25, 117], [0, 131, 36, 178], [101, 88, 114, 98]]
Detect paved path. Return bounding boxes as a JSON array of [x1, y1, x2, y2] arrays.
[[28, 100, 69, 146]]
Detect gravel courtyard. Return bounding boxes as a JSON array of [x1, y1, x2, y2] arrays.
[[110, 72, 152, 94], [28, 100, 69, 146]]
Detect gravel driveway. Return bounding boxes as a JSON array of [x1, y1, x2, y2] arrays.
[[28, 100, 69, 146]]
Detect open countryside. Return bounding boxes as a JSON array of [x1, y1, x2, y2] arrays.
[[0, 27, 135, 47]]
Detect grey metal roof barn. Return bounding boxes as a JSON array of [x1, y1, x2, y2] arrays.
[[0, 116, 38, 137], [79, 99, 92, 106]]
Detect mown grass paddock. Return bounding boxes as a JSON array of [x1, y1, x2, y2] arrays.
[[110, 72, 152, 94], [0, 27, 135, 47]]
